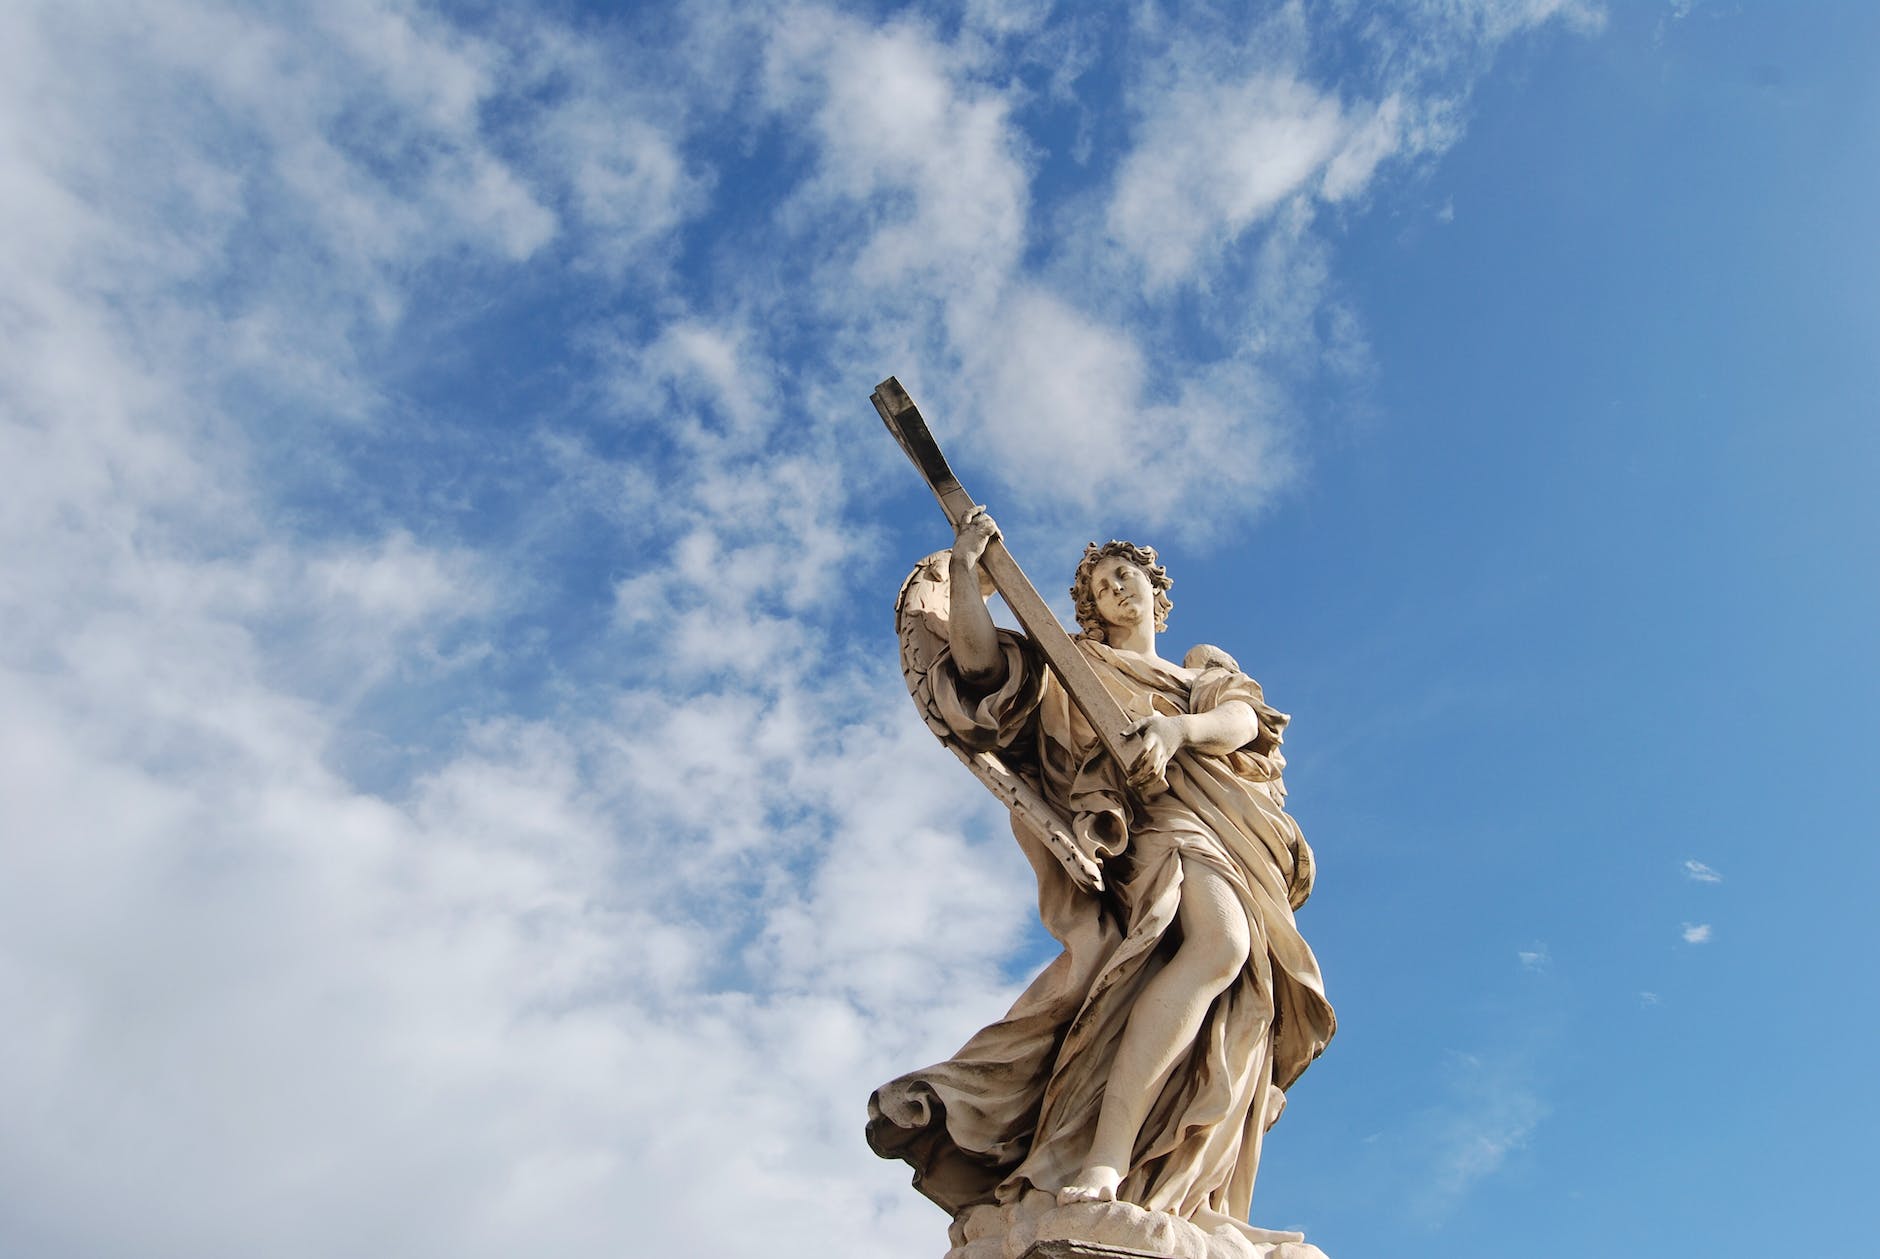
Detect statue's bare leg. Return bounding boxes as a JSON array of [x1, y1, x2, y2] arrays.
[[1059, 857, 1251, 1205]]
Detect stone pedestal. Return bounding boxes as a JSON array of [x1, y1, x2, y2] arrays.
[[946, 1193, 1329, 1259], [1020, 1241, 1183, 1259], [1013, 1233, 1329, 1259]]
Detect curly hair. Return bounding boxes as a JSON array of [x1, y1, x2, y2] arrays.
[[1070, 540, 1173, 642]]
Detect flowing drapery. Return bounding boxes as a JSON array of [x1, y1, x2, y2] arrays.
[[868, 634, 1335, 1238]]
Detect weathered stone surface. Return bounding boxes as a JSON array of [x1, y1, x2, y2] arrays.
[[1020, 1240, 1169, 1259], [951, 1203, 1006, 1248], [1028, 1201, 1206, 1259], [940, 1194, 1317, 1259], [1018, 1243, 1330, 1259]]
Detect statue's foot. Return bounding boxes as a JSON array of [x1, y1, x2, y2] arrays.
[[1056, 1164, 1123, 1206]]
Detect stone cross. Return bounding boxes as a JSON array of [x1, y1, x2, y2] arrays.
[[871, 377, 1157, 796]]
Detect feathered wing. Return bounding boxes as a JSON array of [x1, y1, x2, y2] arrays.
[[897, 551, 1103, 892]]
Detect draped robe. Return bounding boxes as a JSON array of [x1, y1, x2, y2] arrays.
[[867, 632, 1335, 1240]]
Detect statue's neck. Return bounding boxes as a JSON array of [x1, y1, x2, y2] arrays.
[[1103, 623, 1159, 659]]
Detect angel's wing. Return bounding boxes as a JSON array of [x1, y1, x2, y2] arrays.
[[898, 551, 1103, 892]]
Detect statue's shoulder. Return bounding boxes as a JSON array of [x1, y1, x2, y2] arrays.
[[1181, 643, 1241, 674], [1181, 645, 1272, 712]]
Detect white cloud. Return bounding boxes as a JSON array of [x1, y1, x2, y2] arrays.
[[1683, 859, 1723, 883], [1354, 0, 1606, 86], [1108, 70, 1351, 287], [520, 24, 712, 274], [1682, 923, 1713, 944], [745, 8, 1313, 532], [1639, 991, 1663, 1006], [971, 287, 1147, 488], [1413, 1050, 1548, 1223], [1101, 0, 1602, 292], [308, 530, 493, 625], [1517, 943, 1551, 972], [563, 115, 699, 253], [763, 6, 1029, 324], [611, 317, 780, 439]]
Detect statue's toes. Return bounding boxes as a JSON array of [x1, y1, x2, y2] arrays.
[[1056, 1167, 1122, 1206]]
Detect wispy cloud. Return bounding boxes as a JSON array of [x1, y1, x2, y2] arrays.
[[1683, 859, 1723, 883], [1517, 943, 1551, 972], [1682, 923, 1714, 944], [1412, 1050, 1549, 1225], [1639, 991, 1663, 1006]]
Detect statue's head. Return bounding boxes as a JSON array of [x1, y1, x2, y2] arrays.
[[1071, 540, 1172, 642]]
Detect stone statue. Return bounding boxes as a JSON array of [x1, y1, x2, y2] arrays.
[[865, 381, 1336, 1259]]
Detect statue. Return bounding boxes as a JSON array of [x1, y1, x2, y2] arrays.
[[865, 381, 1337, 1259]]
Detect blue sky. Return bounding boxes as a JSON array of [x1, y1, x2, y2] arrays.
[[2, 2, 1875, 1256]]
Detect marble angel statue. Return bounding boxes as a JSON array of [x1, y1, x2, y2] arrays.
[[867, 505, 1337, 1259]]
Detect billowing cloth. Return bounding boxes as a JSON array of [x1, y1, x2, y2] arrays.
[[867, 633, 1335, 1237]]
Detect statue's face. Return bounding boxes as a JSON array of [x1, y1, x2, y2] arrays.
[[1090, 556, 1156, 634]]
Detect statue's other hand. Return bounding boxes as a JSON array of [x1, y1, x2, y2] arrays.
[[952, 504, 1000, 568], [1125, 713, 1183, 789]]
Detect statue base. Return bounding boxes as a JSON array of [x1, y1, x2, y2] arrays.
[[944, 1192, 1329, 1259], [1020, 1242, 1198, 1259], [1018, 1243, 1325, 1259]]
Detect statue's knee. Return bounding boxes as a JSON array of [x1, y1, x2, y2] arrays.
[[1176, 862, 1252, 991], [1187, 928, 1249, 994]]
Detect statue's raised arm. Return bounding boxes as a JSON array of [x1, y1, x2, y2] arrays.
[[868, 380, 1338, 1259], [943, 505, 1008, 690], [893, 544, 1102, 894]]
